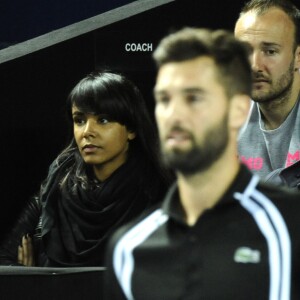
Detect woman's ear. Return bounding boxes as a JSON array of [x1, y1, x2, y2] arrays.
[[128, 131, 136, 141], [228, 94, 250, 130]]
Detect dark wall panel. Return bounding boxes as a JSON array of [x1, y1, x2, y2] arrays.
[[95, 0, 245, 121], [0, 0, 137, 49], [0, 34, 95, 239]]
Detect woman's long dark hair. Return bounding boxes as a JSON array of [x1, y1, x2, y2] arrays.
[[46, 71, 170, 192]]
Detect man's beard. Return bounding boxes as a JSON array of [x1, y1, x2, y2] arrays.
[[160, 115, 229, 175], [252, 60, 294, 103]]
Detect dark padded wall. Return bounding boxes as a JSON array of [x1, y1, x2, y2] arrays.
[[0, 35, 95, 240], [95, 0, 245, 119], [0, 0, 137, 49]]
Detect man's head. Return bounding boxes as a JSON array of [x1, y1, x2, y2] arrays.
[[153, 28, 251, 175], [235, 0, 300, 103]]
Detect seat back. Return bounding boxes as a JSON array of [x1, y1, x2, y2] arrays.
[[0, 266, 105, 300]]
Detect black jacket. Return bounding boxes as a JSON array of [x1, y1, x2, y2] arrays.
[[0, 154, 170, 267]]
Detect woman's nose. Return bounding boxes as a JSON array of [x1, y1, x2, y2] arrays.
[[83, 120, 97, 138]]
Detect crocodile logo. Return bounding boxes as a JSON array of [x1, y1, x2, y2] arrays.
[[234, 247, 260, 263]]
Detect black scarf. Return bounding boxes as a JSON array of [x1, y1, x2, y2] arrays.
[[40, 153, 160, 266]]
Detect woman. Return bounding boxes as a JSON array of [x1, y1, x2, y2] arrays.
[[0, 71, 171, 267]]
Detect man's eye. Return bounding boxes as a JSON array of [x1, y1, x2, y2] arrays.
[[186, 94, 202, 103], [264, 49, 277, 56], [156, 96, 170, 104]]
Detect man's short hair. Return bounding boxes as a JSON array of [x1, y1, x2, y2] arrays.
[[153, 28, 252, 98], [239, 0, 300, 48]]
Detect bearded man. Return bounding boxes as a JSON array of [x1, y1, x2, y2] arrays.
[[235, 0, 300, 189]]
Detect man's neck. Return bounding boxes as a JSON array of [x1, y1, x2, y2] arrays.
[[177, 154, 240, 226]]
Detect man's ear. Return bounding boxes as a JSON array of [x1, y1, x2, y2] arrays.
[[228, 94, 250, 130]]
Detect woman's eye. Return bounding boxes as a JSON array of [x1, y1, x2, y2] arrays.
[[99, 117, 109, 124], [73, 117, 85, 125]]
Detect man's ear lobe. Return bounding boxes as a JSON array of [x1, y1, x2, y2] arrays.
[[295, 45, 300, 71], [229, 94, 250, 130]]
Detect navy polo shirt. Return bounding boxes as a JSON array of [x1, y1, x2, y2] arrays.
[[104, 165, 300, 300]]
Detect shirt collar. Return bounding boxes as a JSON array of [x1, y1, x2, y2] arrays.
[[161, 164, 254, 224]]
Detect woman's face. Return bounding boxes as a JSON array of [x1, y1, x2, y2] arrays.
[[72, 105, 136, 181]]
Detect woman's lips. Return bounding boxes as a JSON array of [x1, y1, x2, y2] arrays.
[[82, 145, 100, 153]]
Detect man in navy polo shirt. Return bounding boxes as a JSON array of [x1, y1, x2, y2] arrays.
[[104, 27, 300, 300]]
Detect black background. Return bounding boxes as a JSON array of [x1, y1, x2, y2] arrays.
[[0, 0, 247, 240], [0, 0, 137, 49]]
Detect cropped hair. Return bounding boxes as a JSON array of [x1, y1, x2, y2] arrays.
[[153, 27, 252, 98], [239, 0, 300, 48]]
